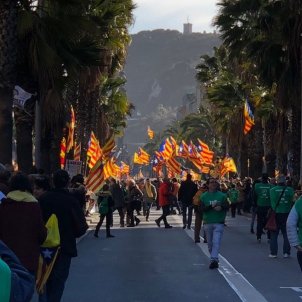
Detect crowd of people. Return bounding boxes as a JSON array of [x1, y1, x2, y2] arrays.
[[1, 165, 302, 301]]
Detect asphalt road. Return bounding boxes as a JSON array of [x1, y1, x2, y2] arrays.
[[62, 210, 302, 302]]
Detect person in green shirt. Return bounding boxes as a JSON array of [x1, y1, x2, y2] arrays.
[[227, 184, 239, 218], [254, 174, 273, 242], [200, 178, 229, 269], [268, 175, 294, 258]]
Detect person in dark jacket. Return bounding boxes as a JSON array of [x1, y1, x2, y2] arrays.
[[109, 178, 125, 227], [69, 174, 86, 214], [0, 173, 47, 275], [0, 240, 35, 302], [178, 174, 198, 229], [39, 169, 87, 302], [126, 179, 143, 227], [94, 184, 115, 238]]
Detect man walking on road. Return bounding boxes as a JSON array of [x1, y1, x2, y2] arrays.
[[200, 178, 229, 269], [39, 170, 87, 302], [269, 175, 294, 258], [155, 178, 173, 228], [254, 174, 273, 243], [178, 174, 198, 229]]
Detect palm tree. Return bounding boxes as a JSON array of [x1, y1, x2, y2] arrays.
[[0, 0, 18, 165], [214, 0, 301, 176]]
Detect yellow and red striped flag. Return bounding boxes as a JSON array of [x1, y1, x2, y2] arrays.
[[220, 156, 237, 176], [102, 135, 115, 160], [166, 157, 181, 175], [138, 147, 150, 164], [60, 138, 66, 169], [147, 126, 154, 139], [74, 142, 81, 161], [243, 100, 255, 135], [133, 152, 145, 164], [87, 132, 102, 169], [104, 158, 118, 179], [120, 161, 130, 174], [197, 139, 214, 164], [86, 160, 105, 192], [66, 106, 75, 153]]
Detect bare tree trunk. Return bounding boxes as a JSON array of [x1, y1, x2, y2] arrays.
[[0, 0, 18, 165]]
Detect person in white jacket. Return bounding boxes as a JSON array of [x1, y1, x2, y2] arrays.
[[286, 197, 302, 270]]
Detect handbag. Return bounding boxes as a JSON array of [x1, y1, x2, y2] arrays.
[[264, 186, 287, 232]]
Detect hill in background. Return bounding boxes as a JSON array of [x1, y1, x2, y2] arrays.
[[122, 29, 221, 155]]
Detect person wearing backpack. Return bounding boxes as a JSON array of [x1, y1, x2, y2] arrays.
[[94, 184, 115, 238]]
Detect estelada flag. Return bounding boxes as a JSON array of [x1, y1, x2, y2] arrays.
[[243, 100, 255, 135]]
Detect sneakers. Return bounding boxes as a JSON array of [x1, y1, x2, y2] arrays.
[[155, 219, 160, 227], [165, 225, 173, 229], [283, 253, 290, 258], [268, 254, 277, 258], [209, 260, 219, 269]]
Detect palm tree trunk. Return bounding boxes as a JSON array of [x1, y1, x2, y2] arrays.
[[0, 0, 18, 165]]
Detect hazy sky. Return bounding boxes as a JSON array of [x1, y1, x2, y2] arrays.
[[130, 0, 219, 34]]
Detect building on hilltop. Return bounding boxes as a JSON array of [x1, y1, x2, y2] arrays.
[[183, 22, 192, 35]]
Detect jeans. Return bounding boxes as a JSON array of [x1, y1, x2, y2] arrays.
[[204, 223, 224, 262], [182, 204, 193, 227], [39, 253, 72, 302], [270, 213, 290, 255]]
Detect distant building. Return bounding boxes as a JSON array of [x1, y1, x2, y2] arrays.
[[183, 23, 192, 35]]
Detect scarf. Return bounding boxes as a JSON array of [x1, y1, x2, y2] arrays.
[[145, 183, 154, 198], [7, 190, 37, 202]]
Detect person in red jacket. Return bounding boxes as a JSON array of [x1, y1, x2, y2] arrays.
[[155, 178, 173, 228]]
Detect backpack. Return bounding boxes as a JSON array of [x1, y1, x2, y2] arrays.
[[98, 196, 109, 215]]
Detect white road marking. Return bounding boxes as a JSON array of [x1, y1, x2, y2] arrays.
[[170, 214, 268, 302]]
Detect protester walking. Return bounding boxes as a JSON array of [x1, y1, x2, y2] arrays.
[[142, 178, 157, 221], [268, 175, 294, 258], [200, 178, 229, 269], [94, 184, 115, 238], [155, 178, 173, 228], [39, 170, 88, 302], [109, 178, 126, 227], [193, 182, 207, 243], [178, 174, 198, 229], [126, 179, 143, 227], [254, 174, 273, 243], [228, 184, 239, 218], [0, 172, 47, 276]]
